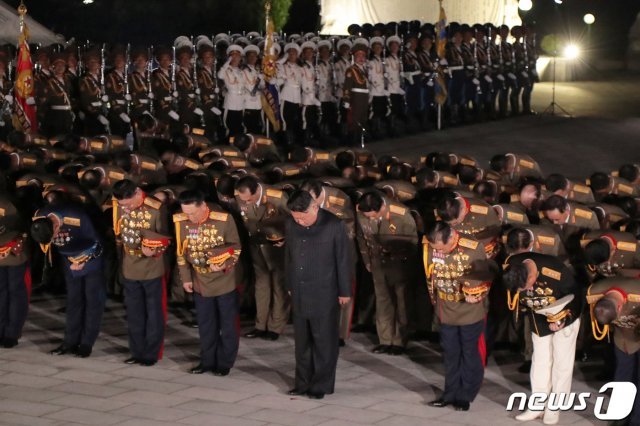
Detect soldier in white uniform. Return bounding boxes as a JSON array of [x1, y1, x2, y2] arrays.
[[300, 41, 321, 147], [242, 45, 263, 134], [385, 35, 406, 134], [316, 40, 338, 143], [218, 44, 245, 138], [335, 39, 352, 140], [277, 43, 303, 148]]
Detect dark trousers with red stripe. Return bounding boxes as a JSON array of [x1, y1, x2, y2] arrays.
[[440, 319, 485, 404], [194, 289, 239, 371], [122, 277, 165, 362], [64, 268, 106, 349], [0, 263, 29, 341], [614, 346, 640, 425]]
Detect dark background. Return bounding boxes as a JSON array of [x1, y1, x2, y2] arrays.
[[7, 0, 640, 60]]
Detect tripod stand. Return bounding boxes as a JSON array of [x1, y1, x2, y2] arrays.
[[541, 53, 572, 117]]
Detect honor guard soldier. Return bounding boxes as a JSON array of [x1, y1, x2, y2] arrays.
[[368, 37, 390, 138], [588, 277, 640, 426], [446, 26, 466, 125], [79, 49, 109, 135], [64, 45, 81, 116], [196, 38, 222, 141], [582, 230, 640, 279], [503, 252, 581, 424], [342, 39, 370, 147], [0, 195, 30, 348], [174, 190, 242, 376], [460, 26, 479, 121], [242, 45, 264, 134], [218, 45, 245, 138], [129, 48, 153, 124], [31, 204, 106, 358], [423, 221, 495, 411], [416, 33, 436, 130], [300, 41, 321, 146], [112, 179, 169, 366], [105, 46, 132, 137], [152, 47, 179, 128], [43, 52, 74, 137], [0, 52, 13, 139], [175, 39, 203, 130], [497, 25, 516, 117], [300, 179, 357, 345], [34, 46, 52, 130], [511, 26, 530, 116], [356, 191, 418, 355], [385, 35, 405, 132], [316, 40, 338, 141], [278, 43, 304, 147], [334, 39, 352, 110], [235, 175, 290, 340]]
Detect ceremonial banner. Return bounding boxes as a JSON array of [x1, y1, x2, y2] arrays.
[[261, 1, 282, 132], [12, 4, 37, 134]]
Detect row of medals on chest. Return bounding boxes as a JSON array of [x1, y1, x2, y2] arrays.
[[434, 252, 469, 294], [186, 224, 225, 266], [122, 210, 152, 244]]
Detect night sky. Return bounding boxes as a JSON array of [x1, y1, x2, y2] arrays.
[[5, 0, 640, 59]]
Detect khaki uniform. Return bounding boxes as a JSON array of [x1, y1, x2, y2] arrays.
[[129, 69, 152, 122], [236, 185, 290, 333], [581, 230, 640, 278], [374, 180, 417, 203], [151, 68, 176, 125], [230, 134, 281, 167], [493, 203, 529, 226], [42, 75, 74, 137], [357, 198, 417, 346], [452, 195, 502, 258], [342, 63, 369, 135]]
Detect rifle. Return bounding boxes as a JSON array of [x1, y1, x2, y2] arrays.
[[171, 46, 178, 111], [147, 45, 154, 116], [331, 38, 340, 124], [77, 44, 83, 76], [124, 43, 131, 115], [192, 39, 206, 128], [100, 43, 111, 134], [473, 30, 482, 96], [497, 36, 506, 90], [381, 36, 392, 115]]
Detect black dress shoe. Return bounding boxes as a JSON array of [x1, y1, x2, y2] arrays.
[[213, 368, 230, 376], [139, 360, 157, 367], [49, 344, 76, 356], [518, 361, 532, 374], [287, 388, 305, 396], [388, 345, 405, 356], [307, 392, 325, 400], [427, 398, 451, 408], [264, 331, 279, 341], [124, 357, 139, 365], [454, 401, 470, 411], [372, 345, 390, 354], [75, 345, 92, 358], [244, 329, 266, 339], [189, 364, 211, 374], [338, 339, 345, 347], [1, 337, 18, 348]]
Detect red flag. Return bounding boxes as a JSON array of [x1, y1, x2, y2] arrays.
[[12, 20, 37, 133]]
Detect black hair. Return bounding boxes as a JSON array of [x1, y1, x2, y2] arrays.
[[216, 174, 237, 198], [506, 228, 533, 253], [584, 239, 611, 266], [623, 220, 640, 240], [473, 180, 497, 202], [602, 195, 638, 218], [235, 175, 260, 195], [414, 167, 437, 189], [539, 194, 568, 213], [357, 191, 384, 213], [177, 189, 205, 206], [112, 152, 132, 172], [335, 151, 356, 170], [619, 164, 639, 183], [112, 179, 138, 200], [490, 154, 508, 173], [435, 190, 460, 222], [377, 155, 397, 178], [457, 164, 480, 185], [30, 217, 54, 244], [589, 172, 611, 192], [594, 297, 618, 325], [299, 179, 323, 198], [425, 220, 452, 244], [80, 169, 102, 190], [287, 190, 314, 212], [545, 173, 569, 193], [60, 134, 81, 153], [289, 147, 310, 164], [502, 263, 529, 292], [387, 163, 410, 181], [427, 152, 451, 172], [234, 134, 253, 152]]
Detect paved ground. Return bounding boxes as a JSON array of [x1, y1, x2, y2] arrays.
[[3, 76, 638, 425]]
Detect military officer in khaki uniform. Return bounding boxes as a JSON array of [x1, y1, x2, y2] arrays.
[[423, 221, 495, 411], [174, 190, 242, 376], [342, 39, 370, 146], [588, 277, 640, 426], [489, 153, 543, 187], [0, 195, 30, 348], [545, 173, 595, 204], [43, 52, 75, 138], [356, 191, 417, 355], [112, 179, 169, 366], [235, 175, 289, 340], [582, 230, 640, 279], [540, 195, 601, 248], [300, 179, 356, 345]]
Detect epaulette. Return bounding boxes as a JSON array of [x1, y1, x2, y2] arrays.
[[108, 170, 126, 181], [537, 235, 556, 246], [506, 211, 525, 222], [519, 158, 535, 169], [458, 238, 479, 250], [572, 184, 590, 194], [209, 211, 229, 222], [469, 204, 488, 215], [389, 204, 406, 216], [315, 152, 330, 161], [617, 241, 637, 252], [184, 159, 201, 170], [541, 267, 561, 281], [617, 183, 635, 195], [256, 137, 272, 146], [173, 212, 187, 222], [144, 197, 162, 210], [574, 208, 593, 220], [141, 160, 159, 171], [63, 217, 81, 227], [266, 188, 283, 199], [328, 195, 345, 207]]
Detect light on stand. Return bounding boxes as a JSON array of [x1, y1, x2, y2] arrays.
[[554, 0, 563, 4], [583, 14, 595, 25], [518, 0, 533, 12], [563, 44, 580, 60], [82, 0, 94, 4]]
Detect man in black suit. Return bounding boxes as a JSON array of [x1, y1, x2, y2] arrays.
[[284, 190, 352, 400]]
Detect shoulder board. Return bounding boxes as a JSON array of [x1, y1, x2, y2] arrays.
[[184, 159, 201, 170], [459, 158, 476, 167], [285, 168, 300, 176], [519, 159, 535, 169], [442, 175, 458, 185], [470, 204, 488, 215], [266, 189, 283, 199], [541, 267, 561, 281], [506, 211, 525, 222], [231, 160, 247, 168], [537, 235, 556, 246], [328, 195, 345, 207], [315, 153, 330, 161], [617, 241, 637, 252], [572, 184, 590, 194], [144, 197, 162, 210], [108, 170, 125, 181], [510, 194, 520, 203], [209, 211, 228, 222], [223, 150, 240, 157], [458, 238, 479, 250], [618, 183, 634, 194], [256, 137, 272, 146], [389, 205, 406, 216], [141, 161, 158, 171], [574, 208, 593, 220], [173, 212, 187, 222], [192, 128, 205, 136], [63, 217, 81, 227], [0, 207, 4, 216]]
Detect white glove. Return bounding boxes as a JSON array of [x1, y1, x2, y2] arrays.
[[148, 93, 155, 100], [194, 107, 204, 116], [484, 75, 493, 83], [101, 95, 109, 103], [26, 97, 36, 106], [497, 74, 505, 81], [508, 72, 517, 80], [472, 78, 480, 86], [439, 59, 448, 66], [211, 107, 222, 116], [98, 115, 110, 126], [119, 112, 131, 124], [4, 95, 13, 105], [78, 111, 86, 120], [214, 87, 220, 94], [125, 94, 132, 101], [172, 91, 178, 98], [343, 102, 350, 109], [168, 110, 180, 121], [195, 88, 201, 95], [427, 80, 434, 87], [521, 71, 529, 78]]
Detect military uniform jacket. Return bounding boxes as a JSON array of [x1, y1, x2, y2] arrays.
[[494, 203, 530, 226], [367, 55, 386, 97], [505, 252, 581, 337], [551, 201, 601, 244], [34, 204, 104, 278], [105, 70, 128, 112], [385, 54, 404, 95], [566, 181, 595, 204], [129, 70, 151, 112], [0, 195, 29, 267], [334, 56, 350, 99], [505, 224, 566, 258], [342, 64, 368, 104], [79, 73, 104, 115], [356, 197, 418, 269], [44, 76, 73, 112], [176, 67, 197, 111], [114, 194, 168, 281], [218, 63, 244, 111], [587, 278, 640, 354], [197, 65, 218, 109], [453, 195, 501, 254], [506, 153, 543, 184], [316, 59, 335, 103], [581, 230, 640, 278], [242, 64, 262, 110], [151, 68, 173, 113], [34, 69, 52, 108], [278, 61, 303, 104], [375, 179, 417, 203], [174, 204, 242, 297], [424, 234, 493, 326]]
